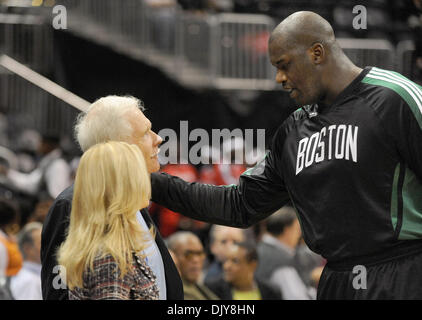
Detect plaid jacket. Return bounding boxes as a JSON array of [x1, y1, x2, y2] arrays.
[[69, 253, 159, 300]]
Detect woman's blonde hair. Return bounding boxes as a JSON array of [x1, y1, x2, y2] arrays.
[[57, 141, 153, 290]]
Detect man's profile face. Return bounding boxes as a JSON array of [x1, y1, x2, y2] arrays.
[[128, 109, 162, 173], [269, 38, 322, 106]]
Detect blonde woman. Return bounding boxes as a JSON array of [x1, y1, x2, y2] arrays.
[[57, 141, 158, 300]]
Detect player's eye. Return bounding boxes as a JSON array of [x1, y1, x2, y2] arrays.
[[281, 62, 290, 71]]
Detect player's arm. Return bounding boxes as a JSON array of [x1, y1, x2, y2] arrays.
[[151, 126, 290, 228]]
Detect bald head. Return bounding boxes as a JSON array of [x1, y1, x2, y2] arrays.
[[167, 231, 206, 283], [270, 11, 336, 52], [167, 231, 199, 252], [268, 11, 361, 106]]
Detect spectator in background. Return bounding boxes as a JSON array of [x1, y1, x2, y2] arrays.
[[0, 199, 23, 278], [1, 134, 72, 199], [204, 225, 245, 284], [10, 222, 42, 300], [255, 205, 316, 300], [206, 241, 282, 300], [167, 231, 219, 300]]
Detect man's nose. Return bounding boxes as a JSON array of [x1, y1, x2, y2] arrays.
[[276, 69, 287, 84], [153, 131, 163, 146]]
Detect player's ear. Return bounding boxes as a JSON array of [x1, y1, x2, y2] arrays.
[[308, 42, 325, 65]]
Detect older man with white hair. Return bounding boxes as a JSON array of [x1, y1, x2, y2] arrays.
[[40, 95, 183, 300]]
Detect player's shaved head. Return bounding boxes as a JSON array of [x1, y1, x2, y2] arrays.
[[269, 11, 338, 56], [268, 11, 362, 106]]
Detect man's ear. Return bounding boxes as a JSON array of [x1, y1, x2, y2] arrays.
[[309, 43, 325, 65]]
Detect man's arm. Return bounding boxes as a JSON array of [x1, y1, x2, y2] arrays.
[[151, 128, 290, 228]]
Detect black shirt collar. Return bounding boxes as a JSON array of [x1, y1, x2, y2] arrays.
[[317, 66, 372, 113]]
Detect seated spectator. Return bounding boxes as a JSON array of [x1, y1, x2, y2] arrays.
[[57, 141, 159, 300], [0, 199, 23, 278], [1, 134, 72, 199], [167, 231, 219, 300], [10, 222, 43, 300], [206, 241, 282, 300], [255, 205, 316, 300], [204, 225, 245, 283]]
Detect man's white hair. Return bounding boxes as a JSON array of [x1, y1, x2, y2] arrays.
[[75, 95, 145, 152]]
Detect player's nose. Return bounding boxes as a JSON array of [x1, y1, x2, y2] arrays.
[[276, 69, 287, 84]]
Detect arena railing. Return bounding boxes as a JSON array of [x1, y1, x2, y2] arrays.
[[337, 38, 396, 71], [0, 11, 53, 73], [60, 0, 279, 90], [1, 0, 413, 93], [60, 1, 405, 90], [0, 54, 88, 138], [210, 13, 276, 90]]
